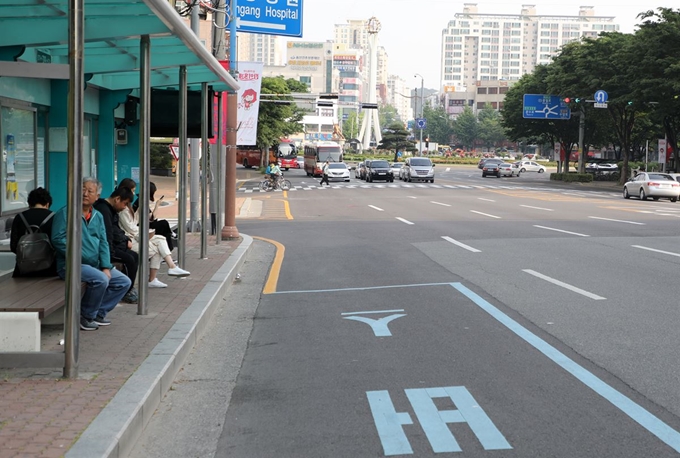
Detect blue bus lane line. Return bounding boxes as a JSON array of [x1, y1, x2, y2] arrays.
[[450, 282, 680, 453]]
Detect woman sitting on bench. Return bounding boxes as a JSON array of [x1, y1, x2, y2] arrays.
[[117, 178, 189, 288]]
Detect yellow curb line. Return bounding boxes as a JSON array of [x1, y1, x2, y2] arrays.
[[253, 236, 285, 294]]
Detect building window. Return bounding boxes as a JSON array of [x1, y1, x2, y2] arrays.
[[488, 87, 498, 94], [477, 87, 487, 94], [300, 76, 312, 87], [1, 104, 36, 214]]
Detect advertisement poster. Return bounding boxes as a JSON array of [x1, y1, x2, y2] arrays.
[[236, 62, 264, 146]]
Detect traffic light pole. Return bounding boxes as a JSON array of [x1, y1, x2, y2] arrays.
[[578, 105, 585, 173]]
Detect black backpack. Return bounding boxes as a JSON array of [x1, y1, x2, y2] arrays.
[[16, 213, 55, 274]]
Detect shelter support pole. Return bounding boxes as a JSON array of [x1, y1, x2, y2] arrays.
[[216, 92, 224, 244], [178, 66, 188, 267], [200, 82, 208, 258], [138, 35, 151, 315], [64, 0, 85, 379]]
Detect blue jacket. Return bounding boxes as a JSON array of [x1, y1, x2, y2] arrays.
[[51, 205, 113, 272]]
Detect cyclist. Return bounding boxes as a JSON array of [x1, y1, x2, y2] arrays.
[[268, 161, 282, 188]]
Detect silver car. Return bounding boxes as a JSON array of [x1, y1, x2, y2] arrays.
[[623, 172, 680, 202], [402, 157, 435, 183]]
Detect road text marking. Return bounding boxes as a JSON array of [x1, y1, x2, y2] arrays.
[[396, 217, 414, 225], [451, 282, 680, 452], [442, 236, 481, 253], [533, 225, 589, 237], [369, 205, 384, 212], [522, 269, 605, 300], [368, 386, 511, 456]]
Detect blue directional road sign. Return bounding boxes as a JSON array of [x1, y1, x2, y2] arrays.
[[236, 0, 303, 37], [594, 90, 608, 103], [523, 94, 571, 120], [416, 118, 427, 129]]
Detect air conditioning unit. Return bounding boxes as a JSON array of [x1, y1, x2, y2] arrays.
[[116, 129, 128, 145]]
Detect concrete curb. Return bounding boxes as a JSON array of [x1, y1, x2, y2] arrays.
[[66, 235, 254, 458]]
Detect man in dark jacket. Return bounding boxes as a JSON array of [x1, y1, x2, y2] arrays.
[[93, 186, 139, 304]]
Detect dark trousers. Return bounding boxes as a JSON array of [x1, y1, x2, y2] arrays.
[[114, 248, 138, 291], [320, 173, 329, 186], [150, 219, 174, 251]]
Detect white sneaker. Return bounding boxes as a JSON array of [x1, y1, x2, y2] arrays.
[[168, 266, 190, 277], [149, 278, 168, 288]]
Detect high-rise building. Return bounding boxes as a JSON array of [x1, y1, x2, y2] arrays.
[[440, 4, 619, 90], [386, 75, 413, 123], [237, 33, 284, 66]]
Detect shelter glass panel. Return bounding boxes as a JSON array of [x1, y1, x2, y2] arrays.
[[1, 105, 36, 214]]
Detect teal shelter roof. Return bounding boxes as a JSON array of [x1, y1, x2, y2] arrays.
[[0, 0, 238, 92]]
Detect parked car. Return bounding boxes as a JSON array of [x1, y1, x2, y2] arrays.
[[402, 157, 435, 183], [516, 160, 546, 173], [324, 162, 350, 182], [391, 162, 403, 176], [586, 162, 618, 172], [478, 158, 503, 170], [355, 160, 370, 180], [623, 172, 680, 202], [482, 161, 502, 178], [365, 160, 394, 182], [296, 156, 304, 169], [498, 162, 520, 177]]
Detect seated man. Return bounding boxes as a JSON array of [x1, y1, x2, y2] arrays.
[[51, 177, 131, 331], [94, 186, 139, 304]]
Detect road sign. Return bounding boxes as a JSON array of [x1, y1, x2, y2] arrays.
[[594, 102, 608, 109], [416, 118, 427, 129], [594, 90, 608, 103], [236, 0, 303, 37], [522, 94, 571, 120]]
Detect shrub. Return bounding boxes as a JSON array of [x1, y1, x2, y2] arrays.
[[150, 143, 173, 169]]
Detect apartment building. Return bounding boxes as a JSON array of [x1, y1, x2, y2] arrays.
[[440, 4, 619, 90], [387, 75, 414, 123], [237, 33, 284, 66]]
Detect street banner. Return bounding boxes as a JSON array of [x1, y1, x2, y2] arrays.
[[237, 62, 264, 146], [658, 139, 667, 164]]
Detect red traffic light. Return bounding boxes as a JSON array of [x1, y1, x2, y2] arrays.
[[563, 97, 571, 103]]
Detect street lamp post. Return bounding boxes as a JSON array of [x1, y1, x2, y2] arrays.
[[414, 73, 424, 156]]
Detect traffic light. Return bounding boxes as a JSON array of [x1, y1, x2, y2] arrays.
[[627, 101, 633, 106], [563, 97, 581, 104], [425, 137, 429, 149]]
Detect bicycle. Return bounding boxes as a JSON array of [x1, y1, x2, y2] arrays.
[[259, 174, 291, 192]]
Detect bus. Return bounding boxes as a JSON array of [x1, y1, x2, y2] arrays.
[[303, 141, 343, 177], [276, 141, 298, 170]]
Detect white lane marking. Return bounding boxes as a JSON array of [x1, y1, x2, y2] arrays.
[[533, 225, 589, 237], [523, 269, 606, 300], [446, 167, 451, 172], [442, 236, 482, 253], [470, 210, 501, 219], [632, 245, 680, 258], [369, 205, 384, 212], [407, 196, 417, 199], [431, 201, 451, 207], [342, 309, 405, 316], [478, 198, 496, 202], [521, 205, 554, 212], [588, 216, 645, 225], [396, 217, 414, 225]]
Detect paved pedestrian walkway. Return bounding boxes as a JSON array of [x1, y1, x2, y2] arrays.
[[0, 174, 252, 458]]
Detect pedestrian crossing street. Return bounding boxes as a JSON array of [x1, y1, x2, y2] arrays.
[[238, 181, 619, 197]]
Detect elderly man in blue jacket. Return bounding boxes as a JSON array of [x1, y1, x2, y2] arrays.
[[51, 177, 132, 331]]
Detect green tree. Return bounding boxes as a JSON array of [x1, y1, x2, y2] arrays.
[[452, 106, 478, 150], [379, 104, 401, 127], [477, 104, 506, 149], [379, 122, 416, 161], [257, 76, 307, 165], [423, 104, 453, 145], [150, 143, 172, 169], [342, 110, 363, 140]]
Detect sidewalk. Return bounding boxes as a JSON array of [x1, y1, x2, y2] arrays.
[[0, 175, 253, 458]]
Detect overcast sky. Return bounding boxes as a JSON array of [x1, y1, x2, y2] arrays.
[[290, 0, 673, 91]]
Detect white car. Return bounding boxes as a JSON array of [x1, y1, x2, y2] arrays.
[[516, 160, 546, 173], [326, 162, 351, 182], [498, 163, 520, 177], [623, 172, 679, 202], [391, 162, 403, 176]]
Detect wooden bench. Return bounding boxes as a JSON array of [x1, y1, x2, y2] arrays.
[[0, 277, 86, 320]]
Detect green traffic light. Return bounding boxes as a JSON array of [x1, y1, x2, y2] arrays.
[[628, 101, 633, 105]]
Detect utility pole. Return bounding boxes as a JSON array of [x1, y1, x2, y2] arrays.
[[578, 105, 585, 173], [415, 74, 424, 156]]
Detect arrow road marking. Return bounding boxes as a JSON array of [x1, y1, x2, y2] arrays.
[[343, 311, 407, 337]]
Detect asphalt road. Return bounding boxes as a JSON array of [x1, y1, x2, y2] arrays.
[[132, 166, 680, 457]]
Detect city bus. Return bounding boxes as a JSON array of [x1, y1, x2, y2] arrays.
[[303, 141, 343, 177], [276, 141, 299, 170]]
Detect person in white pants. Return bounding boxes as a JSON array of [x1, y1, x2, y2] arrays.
[[116, 178, 190, 288]]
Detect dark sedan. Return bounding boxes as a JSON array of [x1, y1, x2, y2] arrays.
[[365, 160, 394, 182], [482, 162, 502, 178]]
